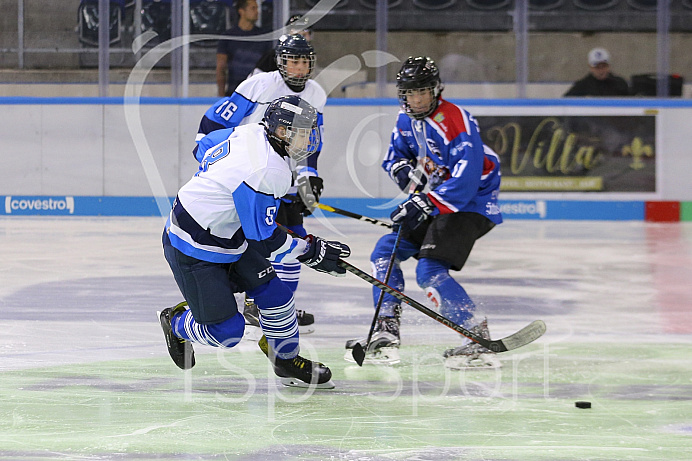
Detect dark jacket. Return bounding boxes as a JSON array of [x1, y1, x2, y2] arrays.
[[564, 73, 630, 97], [217, 25, 272, 95]]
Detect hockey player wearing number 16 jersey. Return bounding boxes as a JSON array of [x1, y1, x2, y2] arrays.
[[194, 34, 326, 333], [160, 96, 350, 388], [349, 56, 503, 368]]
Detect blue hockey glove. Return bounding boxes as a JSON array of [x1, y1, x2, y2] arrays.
[[389, 159, 427, 192], [390, 193, 436, 231], [297, 235, 351, 277]]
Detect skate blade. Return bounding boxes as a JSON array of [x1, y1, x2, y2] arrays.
[[299, 324, 315, 335], [343, 347, 400, 365], [444, 354, 502, 370], [279, 377, 335, 389], [242, 325, 263, 342]]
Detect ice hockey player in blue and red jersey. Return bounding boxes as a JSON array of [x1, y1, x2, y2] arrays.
[[347, 56, 503, 369], [193, 34, 326, 334], [160, 96, 350, 388]]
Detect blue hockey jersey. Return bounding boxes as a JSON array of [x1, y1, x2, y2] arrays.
[[382, 100, 502, 225]]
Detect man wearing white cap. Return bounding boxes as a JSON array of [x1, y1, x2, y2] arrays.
[[564, 47, 630, 96]]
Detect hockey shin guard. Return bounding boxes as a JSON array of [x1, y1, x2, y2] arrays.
[[370, 257, 404, 317], [247, 277, 300, 359], [172, 309, 245, 348], [416, 258, 475, 326]]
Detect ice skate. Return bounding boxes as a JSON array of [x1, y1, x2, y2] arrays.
[[258, 335, 334, 389], [296, 309, 315, 334], [344, 315, 401, 365], [158, 301, 195, 370], [244, 297, 315, 336], [443, 318, 501, 370], [241, 297, 263, 341], [243, 296, 260, 327]]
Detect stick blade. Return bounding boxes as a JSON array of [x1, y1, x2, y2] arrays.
[[498, 320, 547, 352], [351, 343, 366, 367]]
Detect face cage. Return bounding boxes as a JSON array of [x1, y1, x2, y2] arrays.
[[397, 85, 439, 120], [277, 53, 316, 88], [285, 126, 320, 162]]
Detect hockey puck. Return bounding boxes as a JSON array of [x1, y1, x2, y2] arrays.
[[575, 401, 592, 409]]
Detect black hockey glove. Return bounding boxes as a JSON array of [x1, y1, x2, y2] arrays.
[[297, 235, 351, 277], [295, 175, 323, 217], [390, 193, 436, 231], [389, 159, 427, 192], [308, 176, 324, 199]]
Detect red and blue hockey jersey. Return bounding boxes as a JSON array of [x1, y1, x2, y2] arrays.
[[382, 100, 502, 225]]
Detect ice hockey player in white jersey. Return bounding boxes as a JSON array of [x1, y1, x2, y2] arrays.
[[193, 34, 326, 333], [160, 96, 350, 388]]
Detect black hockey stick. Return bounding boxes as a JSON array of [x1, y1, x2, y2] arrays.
[[351, 225, 404, 366], [284, 194, 393, 229], [337, 258, 547, 353], [351, 121, 429, 366], [278, 224, 546, 353]]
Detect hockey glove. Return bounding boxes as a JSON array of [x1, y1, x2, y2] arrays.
[[390, 193, 436, 231], [297, 235, 351, 277], [308, 176, 324, 199], [389, 159, 427, 192], [295, 175, 323, 216]]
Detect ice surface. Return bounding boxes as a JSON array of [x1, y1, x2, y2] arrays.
[[1, 216, 691, 460]]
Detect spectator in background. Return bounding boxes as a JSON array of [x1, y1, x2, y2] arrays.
[[215, 0, 272, 96], [250, 14, 313, 76], [564, 48, 630, 97]]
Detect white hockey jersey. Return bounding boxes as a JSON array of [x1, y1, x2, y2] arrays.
[[166, 124, 308, 264]]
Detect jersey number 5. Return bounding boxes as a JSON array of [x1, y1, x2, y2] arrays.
[[265, 206, 277, 226]]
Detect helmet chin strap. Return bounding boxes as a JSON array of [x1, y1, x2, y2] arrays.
[[265, 129, 290, 158], [286, 81, 305, 92]]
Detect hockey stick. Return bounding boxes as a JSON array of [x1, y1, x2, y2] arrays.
[[351, 225, 404, 365], [277, 223, 546, 353], [283, 194, 393, 229], [351, 120, 428, 366], [337, 258, 547, 353]]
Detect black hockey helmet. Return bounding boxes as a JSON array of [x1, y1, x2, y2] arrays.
[[263, 95, 320, 161], [275, 34, 316, 89], [396, 56, 444, 119], [286, 14, 311, 34]]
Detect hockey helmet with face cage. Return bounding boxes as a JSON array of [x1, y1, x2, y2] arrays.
[[396, 56, 444, 120], [275, 34, 316, 89], [263, 95, 320, 162]]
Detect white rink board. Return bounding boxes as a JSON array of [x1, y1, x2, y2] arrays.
[[1, 100, 691, 201]]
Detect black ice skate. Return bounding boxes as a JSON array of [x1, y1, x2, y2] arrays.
[[258, 335, 334, 389], [344, 315, 401, 365], [244, 297, 315, 335], [243, 296, 261, 327], [443, 318, 501, 369], [296, 309, 315, 334], [158, 301, 195, 370]]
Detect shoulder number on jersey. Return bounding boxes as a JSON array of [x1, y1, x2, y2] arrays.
[[197, 141, 230, 175], [215, 100, 238, 121]]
